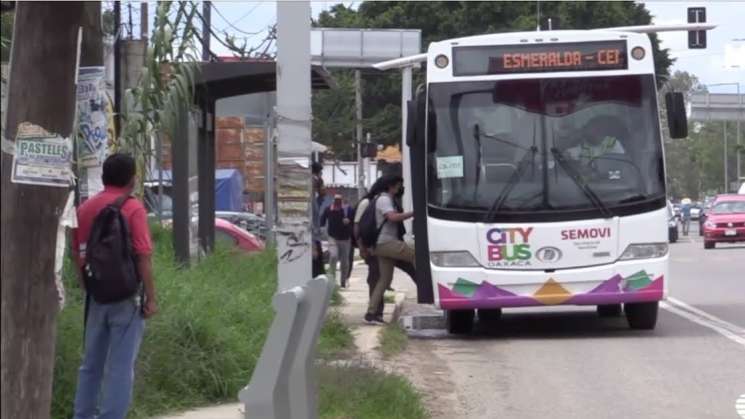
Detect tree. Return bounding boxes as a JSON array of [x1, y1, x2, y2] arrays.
[[660, 70, 741, 199], [1, 4, 99, 418], [312, 1, 674, 152]]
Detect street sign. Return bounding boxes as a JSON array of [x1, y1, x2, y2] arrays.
[[687, 7, 707, 49]]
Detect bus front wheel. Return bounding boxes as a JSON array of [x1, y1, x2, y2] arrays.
[[445, 309, 474, 335], [624, 301, 658, 330]]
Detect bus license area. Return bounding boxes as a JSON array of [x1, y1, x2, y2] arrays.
[[498, 49, 622, 70]]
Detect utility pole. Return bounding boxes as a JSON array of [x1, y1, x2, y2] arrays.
[[355, 70, 363, 199], [202, 1, 211, 61], [724, 120, 729, 192], [113, 1, 121, 135], [140, 1, 148, 41], [1, 3, 95, 418]]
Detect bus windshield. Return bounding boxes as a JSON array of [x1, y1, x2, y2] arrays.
[[427, 74, 665, 222]]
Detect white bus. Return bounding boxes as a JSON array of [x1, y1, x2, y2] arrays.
[[404, 30, 689, 333]]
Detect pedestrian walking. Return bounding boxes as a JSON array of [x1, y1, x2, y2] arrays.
[[681, 198, 692, 236], [322, 194, 354, 287], [71, 153, 157, 419], [362, 175, 415, 324], [311, 162, 326, 278]]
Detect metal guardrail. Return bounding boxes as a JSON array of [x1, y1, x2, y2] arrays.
[[239, 275, 334, 419]]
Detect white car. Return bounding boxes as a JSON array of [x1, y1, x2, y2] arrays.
[[690, 206, 702, 220]]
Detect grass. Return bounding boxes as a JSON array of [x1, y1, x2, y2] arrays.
[[330, 285, 344, 307], [51, 225, 354, 418], [319, 363, 428, 419], [378, 322, 409, 359], [317, 311, 355, 360]]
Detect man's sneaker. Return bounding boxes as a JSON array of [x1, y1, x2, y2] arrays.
[[364, 313, 386, 325]]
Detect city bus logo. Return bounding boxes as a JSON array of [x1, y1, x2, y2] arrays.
[[485, 227, 533, 267], [535, 246, 563, 263]]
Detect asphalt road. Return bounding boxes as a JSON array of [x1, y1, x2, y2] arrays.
[[397, 221, 745, 419]]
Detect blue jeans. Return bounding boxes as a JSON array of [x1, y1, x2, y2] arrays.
[[73, 297, 145, 419]]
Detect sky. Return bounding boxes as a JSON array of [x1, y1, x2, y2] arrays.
[[151, 1, 744, 92]]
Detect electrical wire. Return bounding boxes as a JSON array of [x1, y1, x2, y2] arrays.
[[210, 2, 265, 37]]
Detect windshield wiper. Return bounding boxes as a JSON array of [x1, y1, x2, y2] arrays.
[[550, 147, 614, 218], [483, 145, 538, 222]]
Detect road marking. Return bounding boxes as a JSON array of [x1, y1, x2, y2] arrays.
[[737, 394, 745, 418], [661, 297, 745, 348]]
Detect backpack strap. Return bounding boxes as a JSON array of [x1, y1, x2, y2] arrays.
[[112, 194, 132, 209]]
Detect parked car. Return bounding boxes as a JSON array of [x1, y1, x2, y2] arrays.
[[702, 195, 745, 249], [690, 205, 702, 220], [667, 201, 678, 243], [698, 201, 714, 236], [215, 218, 265, 253], [215, 211, 267, 241]]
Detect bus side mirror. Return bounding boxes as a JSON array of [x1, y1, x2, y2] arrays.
[[665, 92, 688, 139]]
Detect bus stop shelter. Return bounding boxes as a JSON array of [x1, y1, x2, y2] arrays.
[[170, 60, 333, 265]]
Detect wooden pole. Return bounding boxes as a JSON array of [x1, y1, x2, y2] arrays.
[[0, 3, 97, 418]]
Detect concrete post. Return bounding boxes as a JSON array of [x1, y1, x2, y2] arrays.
[[401, 66, 413, 238], [275, 0, 312, 292]]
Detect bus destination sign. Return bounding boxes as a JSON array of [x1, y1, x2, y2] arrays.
[[453, 41, 628, 76]]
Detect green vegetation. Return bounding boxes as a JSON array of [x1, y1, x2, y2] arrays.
[[378, 323, 409, 359], [53, 226, 279, 418], [319, 363, 428, 419], [660, 71, 742, 199], [318, 311, 356, 360], [330, 284, 344, 307], [52, 225, 425, 419], [312, 1, 673, 155]]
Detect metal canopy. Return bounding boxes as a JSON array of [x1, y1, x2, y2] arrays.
[[690, 92, 745, 122], [311, 28, 421, 68], [197, 60, 333, 99]]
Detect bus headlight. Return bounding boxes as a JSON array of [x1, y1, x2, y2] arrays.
[[619, 243, 668, 261], [430, 251, 480, 267]]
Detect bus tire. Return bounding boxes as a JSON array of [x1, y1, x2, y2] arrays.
[[597, 304, 622, 317], [446, 309, 474, 335], [478, 308, 502, 326], [624, 301, 658, 330]]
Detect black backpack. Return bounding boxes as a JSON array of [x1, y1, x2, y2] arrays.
[[357, 195, 387, 249], [83, 195, 141, 304]]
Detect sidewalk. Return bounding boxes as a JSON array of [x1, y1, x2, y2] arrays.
[[157, 260, 416, 419]]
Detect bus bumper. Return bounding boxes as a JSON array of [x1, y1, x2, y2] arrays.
[[434, 257, 667, 310]]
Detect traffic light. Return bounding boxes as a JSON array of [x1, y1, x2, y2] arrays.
[[687, 7, 706, 49]]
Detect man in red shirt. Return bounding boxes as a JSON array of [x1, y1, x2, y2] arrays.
[[71, 153, 157, 419]]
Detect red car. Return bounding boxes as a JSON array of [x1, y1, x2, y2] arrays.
[[702, 195, 745, 249], [215, 218, 265, 253]]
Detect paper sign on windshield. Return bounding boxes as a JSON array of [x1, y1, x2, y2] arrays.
[[436, 155, 464, 179]]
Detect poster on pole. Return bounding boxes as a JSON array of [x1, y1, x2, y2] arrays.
[[77, 66, 109, 168], [11, 122, 73, 187]]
